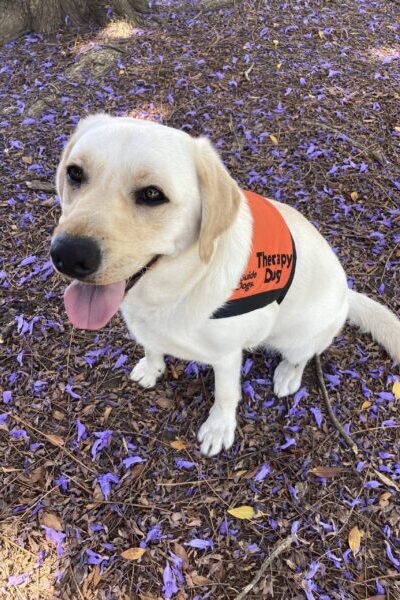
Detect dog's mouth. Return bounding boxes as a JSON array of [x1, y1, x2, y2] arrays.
[[63, 255, 160, 330]]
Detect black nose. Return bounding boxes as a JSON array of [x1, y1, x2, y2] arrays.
[[50, 235, 101, 279]]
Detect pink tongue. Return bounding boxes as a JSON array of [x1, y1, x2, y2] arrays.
[[64, 280, 126, 330]]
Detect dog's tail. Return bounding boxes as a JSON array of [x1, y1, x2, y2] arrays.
[[348, 289, 400, 363]]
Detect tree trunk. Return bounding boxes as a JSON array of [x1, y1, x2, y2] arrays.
[[0, 0, 149, 44]]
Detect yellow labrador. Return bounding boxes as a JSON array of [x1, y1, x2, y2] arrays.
[[51, 114, 400, 456]]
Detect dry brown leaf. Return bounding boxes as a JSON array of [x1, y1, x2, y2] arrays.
[[46, 434, 64, 447], [173, 542, 189, 569], [27, 466, 45, 484], [312, 466, 346, 478], [52, 410, 65, 421], [120, 547, 146, 560], [373, 469, 400, 492], [190, 574, 211, 586], [40, 512, 63, 531], [170, 439, 187, 450], [378, 491, 392, 509], [361, 400, 372, 410], [92, 564, 101, 588], [269, 134, 279, 145], [22, 155, 32, 164], [364, 596, 385, 600], [348, 526, 361, 556], [156, 397, 174, 409], [350, 191, 359, 201]]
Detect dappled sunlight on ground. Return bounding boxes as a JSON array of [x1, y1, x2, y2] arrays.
[[0, 521, 61, 597], [365, 45, 400, 64], [73, 20, 145, 55]]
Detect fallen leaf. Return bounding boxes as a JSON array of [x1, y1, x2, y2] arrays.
[[378, 491, 392, 509], [392, 380, 400, 400], [361, 400, 372, 410], [92, 564, 101, 588], [269, 134, 279, 145], [312, 466, 346, 478], [52, 410, 65, 421], [227, 505, 264, 519], [120, 547, 146, 560], [22, 155, 32, 164], [272, 39, 279, 46], [350, 191, 359, 201], [173, 543, 189, 569], [40, 512, 63, 531], [156, 397, 173, 409], [318, 30, 324, 39], [170, 439, 187, 450], [373, 469, 400, 492], [364, 596, 385, 600], [46, 434, 64, 447], [190, 574, 211, 586], [348, 526, 361, 556], [394, 126, 400, 133]]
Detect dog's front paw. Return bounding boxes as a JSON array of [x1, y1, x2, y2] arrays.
[[273, 359, 303, 397], [197, 408, 236, 457], [130, 357, 165, 389]]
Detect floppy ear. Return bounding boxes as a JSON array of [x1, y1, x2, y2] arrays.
[[56, 113, 113, 198], [195, 137, 241, 263]]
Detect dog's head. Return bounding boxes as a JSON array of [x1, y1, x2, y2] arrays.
[[51, 114, 241, 329]]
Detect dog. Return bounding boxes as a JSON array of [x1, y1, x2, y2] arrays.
[[50, 114, 400, 456]]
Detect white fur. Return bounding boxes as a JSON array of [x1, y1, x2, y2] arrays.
[[56, 115, 400, 457]]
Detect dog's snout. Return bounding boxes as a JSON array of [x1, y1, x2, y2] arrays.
[[50, 235, 101, 279]]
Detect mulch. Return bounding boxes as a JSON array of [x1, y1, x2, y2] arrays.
[[0, 0, 399, 598]]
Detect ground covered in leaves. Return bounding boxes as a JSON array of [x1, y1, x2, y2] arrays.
[[0, 0, 399, 598]]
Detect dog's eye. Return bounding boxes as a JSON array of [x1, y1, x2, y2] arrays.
[[67, 165, 85, 187], [135, 186, 168, 206]]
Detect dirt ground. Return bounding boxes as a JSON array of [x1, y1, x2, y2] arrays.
[[0, 0, 399, 598]]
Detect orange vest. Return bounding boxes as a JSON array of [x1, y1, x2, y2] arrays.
[[212, 190, 296, 318]]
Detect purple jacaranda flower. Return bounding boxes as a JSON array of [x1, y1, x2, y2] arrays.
[[0, 413, 9, 426], [175, 458, 196, 470], [8, 573, 31, 586], [91, 430, 112, 460], [280, 435, 296, 449], [3, 391, 12, 404], [310, 407, 323, 427], [185, 538, 213, 550], [163, 563, 178, 599], [86, 549, 109, 565], [385, 541, 400, 568], [97, 473, 119, 499], [219, 519, 238, 536], [242, 380, 255, 400], [122, 456, 145, 468], [76, 419, 87, 442], [64, 384, 80, 399], [10, 428, 29, 441], [113, 354, 127, 369], [43, 527, 65, 556], [254, 463, 271, 482], [54, 475, 68, 491], [364, 480, 381, 489]]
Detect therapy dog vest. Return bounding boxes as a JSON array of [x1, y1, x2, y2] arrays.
[[212, 190, 296, 319]]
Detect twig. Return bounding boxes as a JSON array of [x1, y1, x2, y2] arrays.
[[25, 180, 55, 192], [314, 355, 358, 456], [233, 534, 297, 599]]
